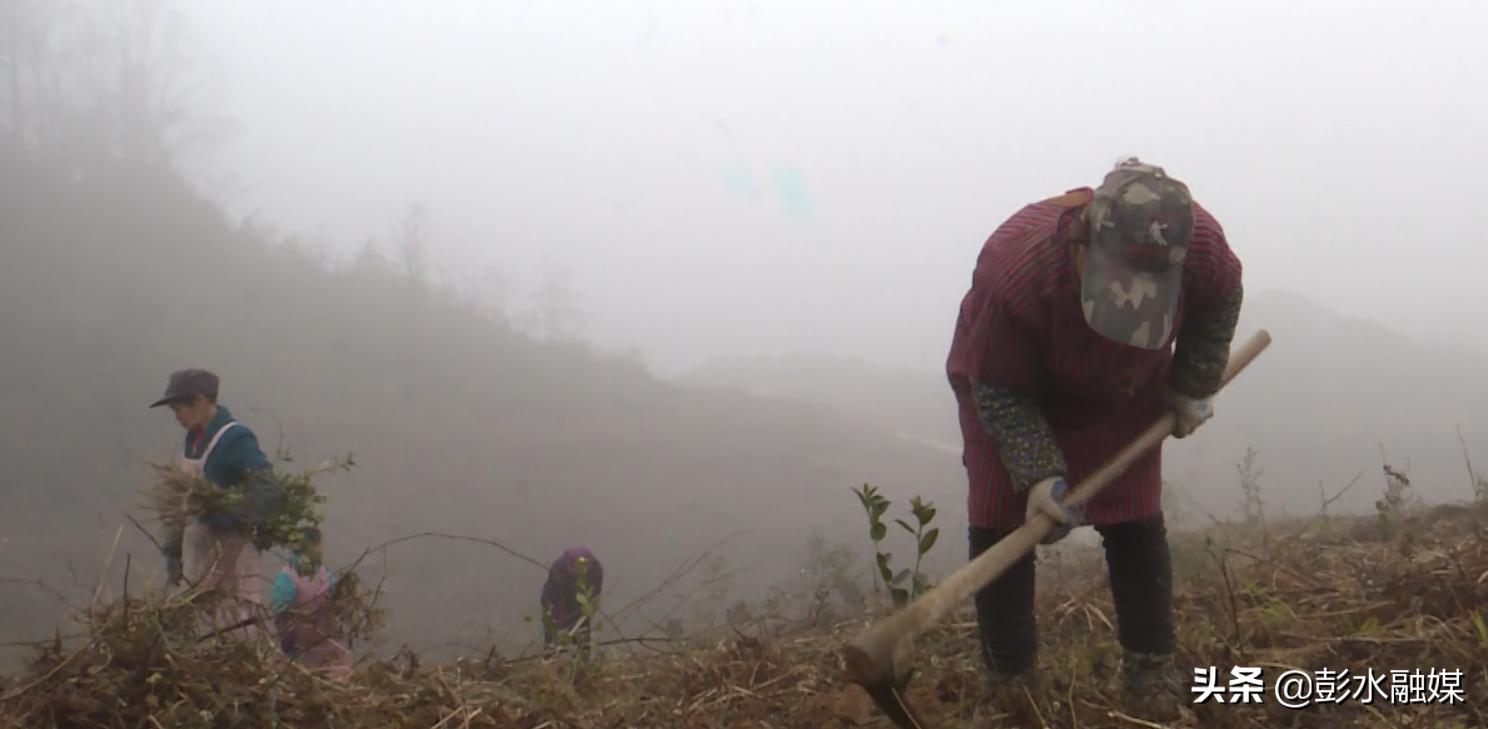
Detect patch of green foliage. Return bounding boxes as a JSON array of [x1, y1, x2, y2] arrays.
[[268, 454, 352, 568]]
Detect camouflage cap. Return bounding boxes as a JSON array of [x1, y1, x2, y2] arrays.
[[1080, 160, 1194, 349]]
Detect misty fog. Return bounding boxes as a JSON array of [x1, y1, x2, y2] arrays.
[[3, 0, 1487, 668], [182, 0, 1488, 371]]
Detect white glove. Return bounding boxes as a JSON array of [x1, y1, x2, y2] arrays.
[[1169, 392, 1214, 439], [1026, 477, 1083, 545]]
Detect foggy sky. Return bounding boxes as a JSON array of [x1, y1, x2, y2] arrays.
[[179, 0, 1487, 375]]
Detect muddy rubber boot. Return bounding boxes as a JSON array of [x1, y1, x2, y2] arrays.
[[1120, 649, 1183, 721]]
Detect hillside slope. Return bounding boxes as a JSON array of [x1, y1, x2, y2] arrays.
[[6, 495, 1485, 728], [0, 148, 964, 659], [676, 292, 1488, 522], [674, 352, 961, 448]]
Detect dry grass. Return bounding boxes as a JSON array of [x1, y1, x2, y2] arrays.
[[3, 502, 1486, 728], [139, 460, 216, 531]]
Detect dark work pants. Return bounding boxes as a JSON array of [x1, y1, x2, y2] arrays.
[[969, 514, 1174, 678]]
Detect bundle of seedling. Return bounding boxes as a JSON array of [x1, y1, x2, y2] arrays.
[[139, 453, 353, 559]]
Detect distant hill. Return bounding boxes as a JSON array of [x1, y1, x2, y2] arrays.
[[674, 291, 1488, 525], [673, 352, 961, 449], [5, 139, 1483, 666], [1176, 290, 1488, 518], [0, 146, 965, 661]]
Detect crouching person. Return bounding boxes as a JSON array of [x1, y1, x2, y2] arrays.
[[269, 526, 353, 679], [541, 547, 603, 660]]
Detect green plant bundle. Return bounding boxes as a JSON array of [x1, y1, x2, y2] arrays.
[[258, 454, 353, 560], [141, 453, 353, 558]]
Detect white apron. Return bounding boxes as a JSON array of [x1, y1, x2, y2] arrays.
[[179, 421, 264, 624], [179, 421, 239, 478]]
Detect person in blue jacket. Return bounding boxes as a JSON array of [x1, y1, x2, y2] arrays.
[[150, 368, 282, 614]]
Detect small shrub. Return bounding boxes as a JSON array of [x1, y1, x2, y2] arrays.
[[851, 483, 939, 609], [1237, 448, 1265, 532], [1376, 461, 1414, 540], [687, 555, 733, 632], [799, 533, 866, 615]]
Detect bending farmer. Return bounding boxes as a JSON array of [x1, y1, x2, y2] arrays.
[[946, 159, 1242, 719], [540, 547, 603, 657], [269, 526, 353, 679]]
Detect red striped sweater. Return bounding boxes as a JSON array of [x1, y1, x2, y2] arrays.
[[946, 188, 1242, 529]]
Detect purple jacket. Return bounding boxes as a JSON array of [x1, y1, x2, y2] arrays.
[[540, 547, 603, 628]]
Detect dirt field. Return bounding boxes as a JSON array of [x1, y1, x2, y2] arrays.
[[3, 501, 1485, 729]]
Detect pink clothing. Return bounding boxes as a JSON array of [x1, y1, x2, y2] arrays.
[[273, 565, 352, 679]]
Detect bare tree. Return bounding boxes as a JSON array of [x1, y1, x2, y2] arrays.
[[476, 263, 514, 319], [2, 0, 24, 137], [394, 203, 432, 285], [526, 263, 585, 342], [1, 0, 225, 165], [1237, 448, 1265, 538]]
